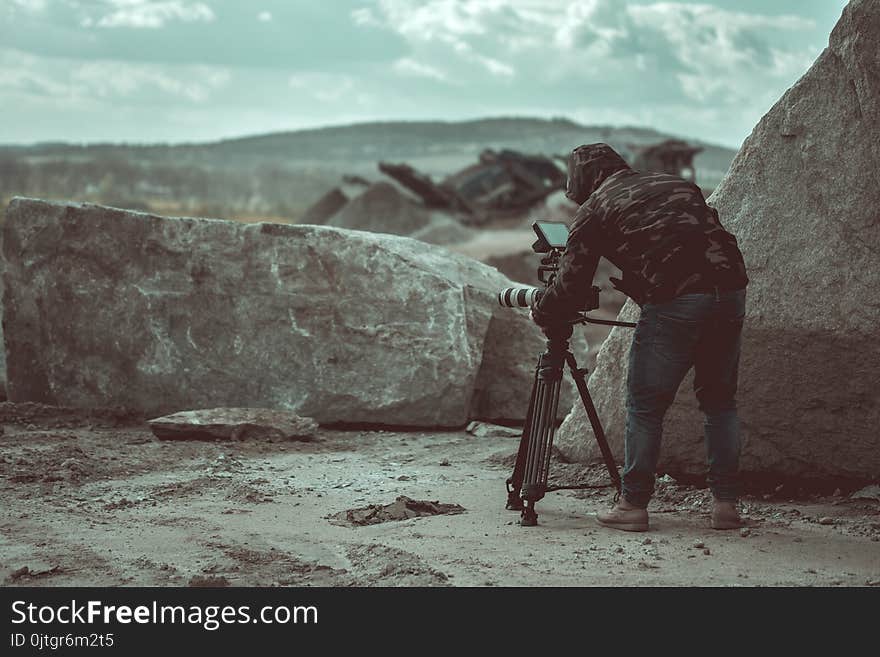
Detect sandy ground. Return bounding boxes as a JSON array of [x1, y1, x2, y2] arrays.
[[1, 402, 877, 588]]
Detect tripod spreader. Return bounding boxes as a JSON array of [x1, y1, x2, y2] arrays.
[[505, 318, 630, 527], [573, 313, 637, 329]]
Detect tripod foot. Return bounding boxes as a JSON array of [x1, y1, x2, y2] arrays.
[[506, 491, 524, 511], [520, 506, 538, 527]]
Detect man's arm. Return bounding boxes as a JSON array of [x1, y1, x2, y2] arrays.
[[531, 206, 602, 325]]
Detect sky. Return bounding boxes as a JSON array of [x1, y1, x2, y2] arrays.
[[0, 0, 850, 148]]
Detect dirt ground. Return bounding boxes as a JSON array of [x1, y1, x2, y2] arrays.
[[0, 402, 877, 588]]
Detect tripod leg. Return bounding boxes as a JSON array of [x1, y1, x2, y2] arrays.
[[565, 354, 622, 499], [517, 347, 565, 526], [506, 360, 541, 510]]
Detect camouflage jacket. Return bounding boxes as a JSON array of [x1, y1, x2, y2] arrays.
[[533, 143, 748, 323]]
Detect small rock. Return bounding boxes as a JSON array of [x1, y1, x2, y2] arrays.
[[850, 485, 880, 502], [642, 538, 652, 545], [9, 566, 30, 580], [793, 537, 803, 543], [818, 516, 835, 525], [188, 575, 230, 587], [739, 528, 751, 538], [465, 421, 521, 438], [148, 408, 319, 442], [439, 459, 451, 466], [693, 541, 705, 549], [702, 548, 711, 555]]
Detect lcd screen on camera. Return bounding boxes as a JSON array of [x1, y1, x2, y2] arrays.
[[533, 221, 569, 248]]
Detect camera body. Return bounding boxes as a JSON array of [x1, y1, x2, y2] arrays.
[[497, 220, 600, 312], [532, 220, 600, 312]]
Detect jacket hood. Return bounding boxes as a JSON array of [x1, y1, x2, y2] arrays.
[[566, 143, 630, 205]]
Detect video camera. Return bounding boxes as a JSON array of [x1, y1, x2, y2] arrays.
[[497, 220, 600, 313], [493, 221, 634, 526]]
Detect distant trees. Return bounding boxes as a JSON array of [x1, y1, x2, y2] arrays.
[[0, 156, 30, 200], [0, 152, 337, 224]]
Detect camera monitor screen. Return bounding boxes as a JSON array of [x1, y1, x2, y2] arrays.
[[533, 221, 569, 249]]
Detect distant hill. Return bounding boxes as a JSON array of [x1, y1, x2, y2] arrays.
[[1, 117, 737, 179], [0, 117, 739, 222]]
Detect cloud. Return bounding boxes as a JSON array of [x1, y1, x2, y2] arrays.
[[72, 61, 230, 101], [90, 1, 216, 29], [4, 0, 47, 20], [392, 58, 449, 82], [625, 3, 817, 89], [2, 2, 409, 70], [10, 0, 48, 11], [351, 7, 378, 27], [357, 0, 525, 81], [369, 0, 492, 40], [288, 73, 375, 107], [0, 48, 229, 105], [0, 67, 68, 99], [355, 0, 822, 140], [477, 54, 514, 78], [359, 1, 818, 77]]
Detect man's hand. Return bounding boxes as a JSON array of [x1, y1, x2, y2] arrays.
[[529, 307, 552, 329], [530, 307, 574, 340]]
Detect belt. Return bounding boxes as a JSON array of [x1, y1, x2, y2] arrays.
[[681, 282, 745, 295]]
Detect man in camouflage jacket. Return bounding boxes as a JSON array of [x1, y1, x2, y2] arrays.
[[531, 143, 749, 532]]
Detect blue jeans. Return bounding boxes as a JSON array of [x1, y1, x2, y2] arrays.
[[623, 288, 746, 508]]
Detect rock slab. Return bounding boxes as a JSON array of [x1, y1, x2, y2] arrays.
[[148, 408, 319, 441]]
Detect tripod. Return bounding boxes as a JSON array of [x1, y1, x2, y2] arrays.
[[505, 315, 635, 526]]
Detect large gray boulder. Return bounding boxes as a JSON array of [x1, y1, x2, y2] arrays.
[[555, 0, 880, 481], [2, 198, 554, 426]]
